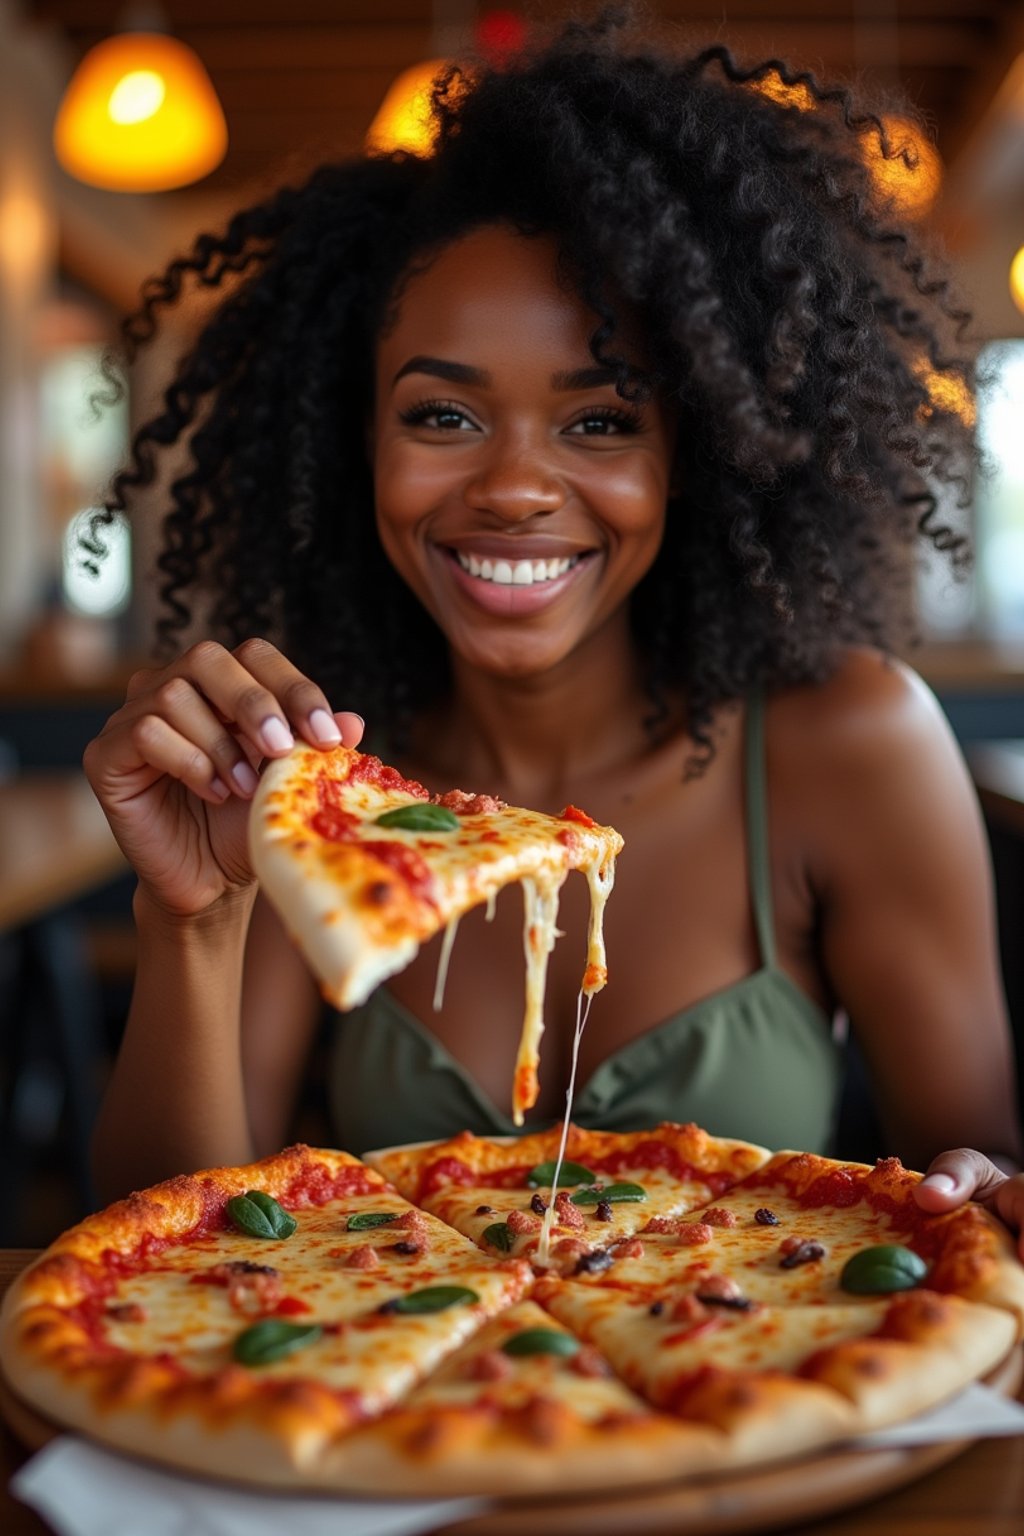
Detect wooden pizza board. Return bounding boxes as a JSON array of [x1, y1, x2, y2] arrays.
[[2, 1346, 1021, 1536]]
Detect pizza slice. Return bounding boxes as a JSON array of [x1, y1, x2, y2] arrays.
[[0, 1145, 532, 1486], [326, 1300, 724, 1495], [249, 744, 623, 1124], [365, 1123, 772, 1271], [531, 1146, 1024, 1461], [529, 1150, 1024, 1321]]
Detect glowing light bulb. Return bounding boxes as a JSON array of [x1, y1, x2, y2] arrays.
[[1010, 246, 1024, 317], [107, 69, 166, 125], [366, 60, 459, 157], [54, 33, 226, 192], [862, 116, 943, 220]]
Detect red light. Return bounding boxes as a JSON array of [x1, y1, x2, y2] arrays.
[[476, 10, 527, 60]]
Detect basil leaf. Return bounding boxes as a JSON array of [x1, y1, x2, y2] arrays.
[[840, 1244, 929, 1295], [526, 1160, 596, 1189], [502, 1328, 580, 1359], [346, 1211, 400, 1232], [571, 1182, 647, 1206], [482, 1221, 514, 1253], [375, 804, 460, 832], [233, 1320, 322, 1367], [227, 1191, 297, 1240], [379, 1285, 479, 1315]]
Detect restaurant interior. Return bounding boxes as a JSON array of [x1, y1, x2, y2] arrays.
[[1, 0, 1024, 1258]]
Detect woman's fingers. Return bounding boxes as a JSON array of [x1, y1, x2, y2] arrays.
[[915, 1147, 1009, 1210], [914, 1147, 1024, 1258], [118, 642, 365, 786], [129, 713, 232, 804], [143, 675, 263, 798], [334, 710, 365, 749], [987, 1176, 1024, 1259]]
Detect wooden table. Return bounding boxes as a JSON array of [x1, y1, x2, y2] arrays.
[[0, 773, 125, 934], [2, 1253, 1023, 1536]]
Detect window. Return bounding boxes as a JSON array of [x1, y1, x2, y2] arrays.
[[39, 312, 130, 619], [976, 340, 1024, 636]]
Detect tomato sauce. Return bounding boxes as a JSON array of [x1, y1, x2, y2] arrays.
[[311, 807, 360, 841], [282, 1163, 382, 1208], [359, 840, 437, 906], [591, 1143, 738, 1196], [271, 1295, 313, 1317], [344, 756, 431, 799]]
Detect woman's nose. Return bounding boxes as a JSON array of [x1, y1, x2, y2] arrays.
[[462, 437, 567, 522]]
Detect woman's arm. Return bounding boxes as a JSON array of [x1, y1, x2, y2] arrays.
[[788, 650, 1024, 1246], [85, 639, 363, 1202], [92, 887, 259, 1200]]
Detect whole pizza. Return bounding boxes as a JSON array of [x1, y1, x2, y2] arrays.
[[2, 1124, 1022, 1496]]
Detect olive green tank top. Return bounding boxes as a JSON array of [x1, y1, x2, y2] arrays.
[[326, 694, 841, 1155]]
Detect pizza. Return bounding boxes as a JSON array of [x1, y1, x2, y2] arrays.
[[248, 744, 623, 1124], [2, 1127, 1023, 1498]]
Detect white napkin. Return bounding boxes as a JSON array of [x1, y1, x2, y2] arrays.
[[10, 1440, 489, 1536], [11, 1383, 1024, 1536], [848, 1379, 1024, 1449]]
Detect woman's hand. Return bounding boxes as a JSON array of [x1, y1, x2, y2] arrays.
[[83, 639, 364, 917], [914, 1148, 1024, 1259]]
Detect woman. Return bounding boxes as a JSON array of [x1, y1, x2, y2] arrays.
[[84, 14, 1023, 1249]]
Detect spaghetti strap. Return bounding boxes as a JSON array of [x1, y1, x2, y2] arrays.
[[744, 688, 777, 969]]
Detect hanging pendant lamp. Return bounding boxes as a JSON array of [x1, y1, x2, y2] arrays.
[[54, 27, 227, 192]]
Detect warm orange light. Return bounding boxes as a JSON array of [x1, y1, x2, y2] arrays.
[[365, 59, 452, 157], [1011, 246, 1024, 317], [914, 359, 975, 428], [862, 115, 942, 219], [54, 32, 227, 192], [749, 71, 816, 113]]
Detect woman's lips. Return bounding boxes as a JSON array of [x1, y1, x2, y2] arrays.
[[436, 546, 598, 615]]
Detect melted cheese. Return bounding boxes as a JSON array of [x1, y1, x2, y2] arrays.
[[96, 1194, 529, 1417], [537, 990, 593, 1268], [511, 848, 617, 1127], [512, 874, 566, 1126], [432, 914, 460, 1012], [252, 745, 624, 1123]]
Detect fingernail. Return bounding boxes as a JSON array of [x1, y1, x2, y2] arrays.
[[260, 717, 294, 754], [209, 776, 230, 801], [921, 1173, 957, 1193], [309, 708, 342, 746], [231, 761, 259, 795]]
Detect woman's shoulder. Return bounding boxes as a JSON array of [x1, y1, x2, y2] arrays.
[[768, 646, 952, 774], [763, 646, 974, 861]]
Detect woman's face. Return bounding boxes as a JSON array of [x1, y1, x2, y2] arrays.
[[372, 225, 675, 680]]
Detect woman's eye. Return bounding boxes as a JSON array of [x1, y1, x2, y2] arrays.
[[567, 409, 642, 437], [399, 401, 477, 432]]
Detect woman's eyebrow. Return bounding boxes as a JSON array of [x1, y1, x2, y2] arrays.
[[551, 366, 619, 390], [393, 356, 487, 387], [392, 357, 624, 391]]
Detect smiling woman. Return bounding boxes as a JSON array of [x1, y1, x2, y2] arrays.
[[372, 227, 674, 680], [80, 8, 1024, 1266]]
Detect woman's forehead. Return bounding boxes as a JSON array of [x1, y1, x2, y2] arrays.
[[376, 224, 646, 377]]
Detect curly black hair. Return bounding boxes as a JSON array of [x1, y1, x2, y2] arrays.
[[97, 6, 977, 759]]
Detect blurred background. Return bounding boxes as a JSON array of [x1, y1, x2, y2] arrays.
[[1, 0, 1024, 1246]]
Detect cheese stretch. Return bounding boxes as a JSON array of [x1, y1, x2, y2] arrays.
[[250, 745, 623, 1128]]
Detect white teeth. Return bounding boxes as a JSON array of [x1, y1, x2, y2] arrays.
[[455, 552, 578, 584]]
